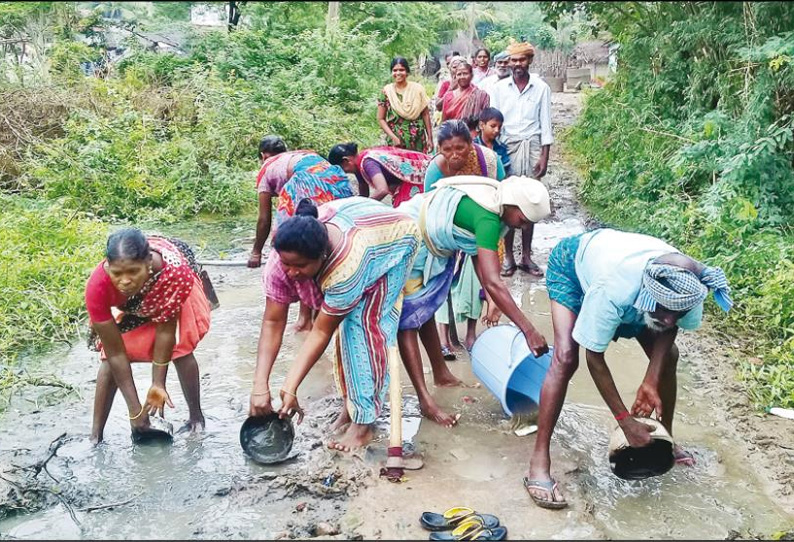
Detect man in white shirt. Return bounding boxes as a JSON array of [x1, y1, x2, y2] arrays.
[[480, 50, 511, 96], [524, 228, 733, 510], [489, 41, 553, 278]]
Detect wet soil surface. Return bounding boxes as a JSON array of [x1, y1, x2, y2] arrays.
[[1, 92, 793, 540]]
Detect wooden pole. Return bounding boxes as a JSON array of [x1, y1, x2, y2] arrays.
[[388, 345, 402, 452]]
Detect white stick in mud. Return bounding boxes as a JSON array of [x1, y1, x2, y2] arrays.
[[196, 260, 249, 266], [389, 345, 402, 451]]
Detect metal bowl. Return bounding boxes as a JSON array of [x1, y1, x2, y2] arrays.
[[131, 416, 174, 444], [239, 414, 295, 464], [608, 417, 675, 480]]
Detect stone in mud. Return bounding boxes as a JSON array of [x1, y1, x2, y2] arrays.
[[311, 522, 340, 536], [450, 448, 471, 461]]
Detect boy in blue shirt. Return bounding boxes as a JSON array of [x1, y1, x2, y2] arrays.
[[474, 107, 512, 176]]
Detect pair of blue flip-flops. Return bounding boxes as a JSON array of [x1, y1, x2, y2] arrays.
[[420, 507, 507, 540]]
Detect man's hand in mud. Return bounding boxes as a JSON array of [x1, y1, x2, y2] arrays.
[[249, 391, 274, 417], [145, 384, 174, 418], [130, 411, 151, 432], [278, 390, 304, 425]]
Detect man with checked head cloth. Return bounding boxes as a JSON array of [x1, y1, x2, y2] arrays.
[[524, 228, 733, 510]]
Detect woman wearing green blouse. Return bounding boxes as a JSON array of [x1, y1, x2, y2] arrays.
[[424, 120, 506, 356], [395, 173, 551, 428]]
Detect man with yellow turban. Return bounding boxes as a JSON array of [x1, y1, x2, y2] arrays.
[[489, 41, 554, 279]]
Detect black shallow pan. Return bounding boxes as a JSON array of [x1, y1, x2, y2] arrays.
[[131, 416, 174, 444], [239, 414, 295, 464]]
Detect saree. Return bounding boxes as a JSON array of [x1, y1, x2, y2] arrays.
[[256, 151, 353, 226], [441, 84, 490, 122], [378, 86, 431, 153], [356, 146, 430, 207], [397, 187, 480, 330], [264, 197, 420, 424], [85, 237, 212, 362], [424, 144, 500, 192], [429, 149, 501, 325]]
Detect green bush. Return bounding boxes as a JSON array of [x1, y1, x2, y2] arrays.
[[561, 2, 794, 408], [0, 23, 397, 365], [0, 196, 106, 365]]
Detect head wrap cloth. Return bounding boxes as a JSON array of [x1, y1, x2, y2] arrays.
[[634, 263, 733, 314], [505, 42, 535, 57]]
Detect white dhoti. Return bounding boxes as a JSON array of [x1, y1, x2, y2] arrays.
[[505, 135, 542, 178]]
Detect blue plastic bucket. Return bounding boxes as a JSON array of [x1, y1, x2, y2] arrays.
[[470, 324, 553, 417]]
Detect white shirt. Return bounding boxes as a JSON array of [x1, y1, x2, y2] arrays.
[[572, 229, 702, 352], [480, 73, 507, 96], [488, 74, 553, 146]]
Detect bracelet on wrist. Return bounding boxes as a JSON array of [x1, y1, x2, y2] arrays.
[[152, 359, 171, 367], [614, 410, 631, 422], [251, 389, 271, 397]]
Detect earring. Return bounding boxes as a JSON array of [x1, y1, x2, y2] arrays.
[[148, 261, 153, 276]]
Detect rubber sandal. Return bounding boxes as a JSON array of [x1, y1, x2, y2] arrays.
[[420, 507, 500, 532], [517, 263, 544, 278], [523, 477, 568, 510], [385, 453, 424, 471], [500, 263, 517, 277], [429, 519, 507, 540], [441, 345, 457, 361]]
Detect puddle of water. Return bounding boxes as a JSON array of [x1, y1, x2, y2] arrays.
[[3, 200, 793, 539], [0, 243, 425, 539], [476, 224, 793, 538]]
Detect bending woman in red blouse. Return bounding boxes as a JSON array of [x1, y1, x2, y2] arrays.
[[85, 229, 211, 443]]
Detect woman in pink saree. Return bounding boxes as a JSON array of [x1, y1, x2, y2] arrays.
[[441, 61, 490, 124]]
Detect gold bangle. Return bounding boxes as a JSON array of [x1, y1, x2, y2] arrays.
[[251, 390, 271, 397], [152, 359, 171, 366], [280, 388, 298, 398], [129, 405, 146, 420]]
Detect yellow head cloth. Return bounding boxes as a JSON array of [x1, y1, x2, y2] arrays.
[[505, 42, 535, 58]]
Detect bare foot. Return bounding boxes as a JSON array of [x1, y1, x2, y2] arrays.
[[330, 408, 351, 433], [434, 371, 465, 387], [419, 399, 460, 428], [326, 423, 373, 452], [674, 445, 696, 466], [291, 318, 313, 333]]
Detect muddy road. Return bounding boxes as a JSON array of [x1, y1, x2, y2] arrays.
[[1, 92, 793, 540]]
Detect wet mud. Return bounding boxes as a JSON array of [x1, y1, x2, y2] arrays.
[[1, 92, 793, 540]]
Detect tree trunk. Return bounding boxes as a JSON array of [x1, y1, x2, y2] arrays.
[[326, 1, 340, 33]]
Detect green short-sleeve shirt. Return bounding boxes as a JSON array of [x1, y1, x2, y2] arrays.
[[453, 196, 501, 251]]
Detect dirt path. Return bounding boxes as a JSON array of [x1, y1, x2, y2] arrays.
[[345, 92, 794, 540], [1, 92, 792, 540]]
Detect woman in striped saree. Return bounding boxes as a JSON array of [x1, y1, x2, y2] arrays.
[[250, 197, 419, 451]]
